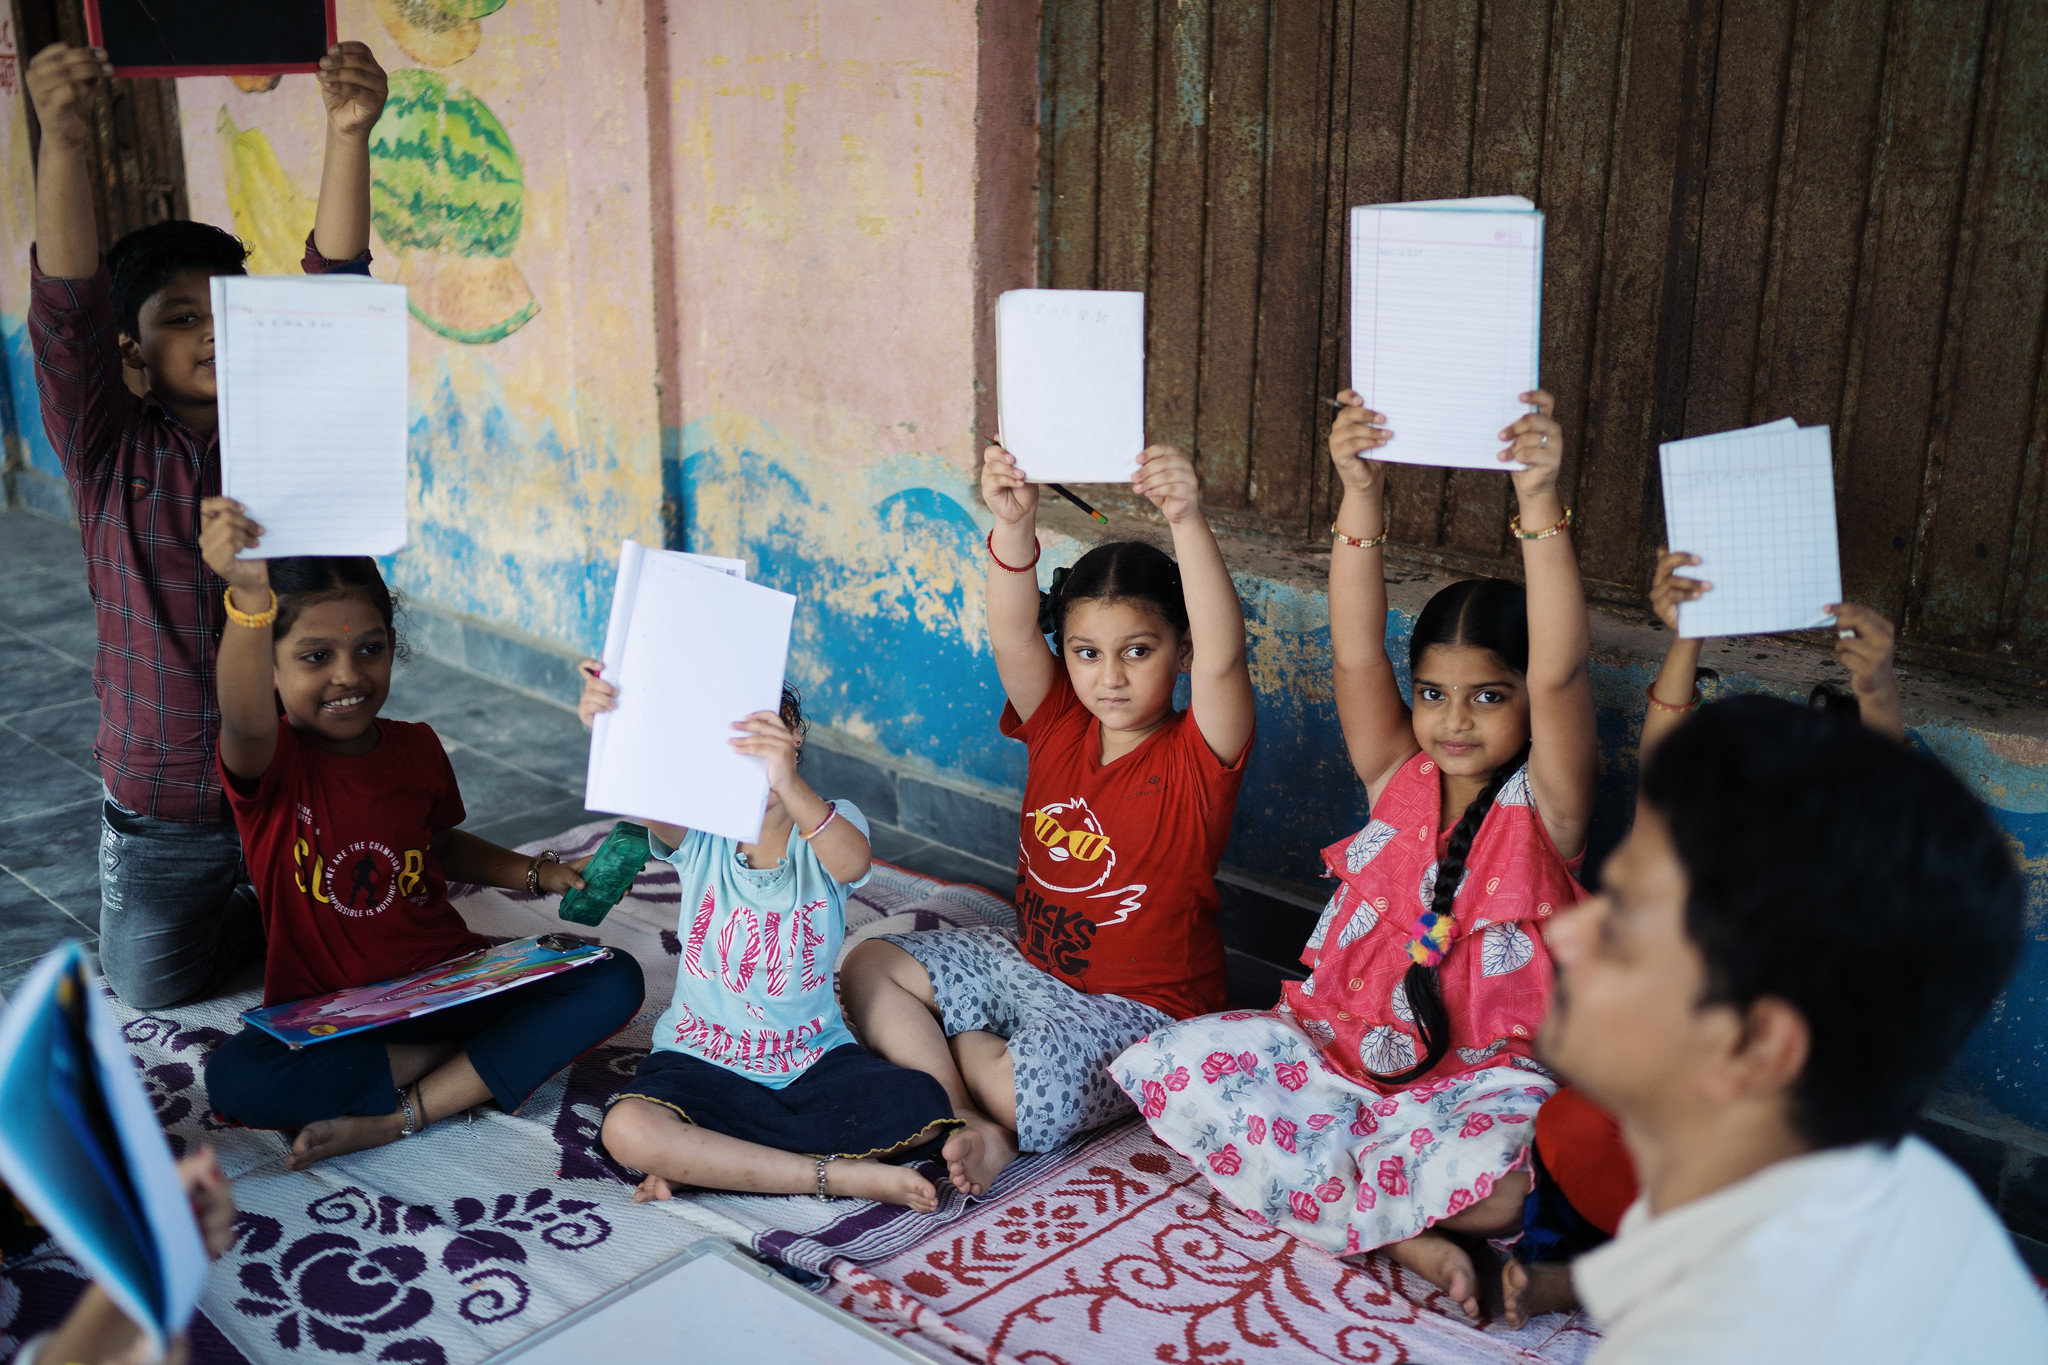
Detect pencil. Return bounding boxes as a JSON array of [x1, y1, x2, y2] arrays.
[[1049, 483, 1109, 524]]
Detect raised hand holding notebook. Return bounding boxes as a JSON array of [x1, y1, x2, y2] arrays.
[[0, 942, 208, 1353], [1660, 420, 1841, 638], [215, 275, 410, 558], [1348, 196, 1544, 470], [586, 541, 796, 843], [996, 289, 1146, 483]]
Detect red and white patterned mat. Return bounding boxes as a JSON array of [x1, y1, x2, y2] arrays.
[[823, 1121, 1602, 1364]]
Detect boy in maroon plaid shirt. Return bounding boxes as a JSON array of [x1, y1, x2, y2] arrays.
[[25, 40, 389, 1008]]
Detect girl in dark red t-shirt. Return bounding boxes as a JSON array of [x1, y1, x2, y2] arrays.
[[194, 498, 644, 1170], [842, 442, 1258, 1198]]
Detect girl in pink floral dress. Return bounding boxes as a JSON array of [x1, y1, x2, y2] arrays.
[[1111, 389, 1598, 1318]]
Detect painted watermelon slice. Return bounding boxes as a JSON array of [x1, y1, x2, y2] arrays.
[[375, 0, 481, 68], [395, 247, 539, 345]]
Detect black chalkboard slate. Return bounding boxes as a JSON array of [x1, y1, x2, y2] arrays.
[[85, 0, 336, 77]]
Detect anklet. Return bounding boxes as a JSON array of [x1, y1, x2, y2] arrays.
[[396, 1085, 418, 1138], [815, 1155, 837, 1201]]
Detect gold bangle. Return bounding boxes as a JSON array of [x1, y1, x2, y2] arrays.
[[222, 587, 279, 629], [1331, 526, 1388, 550], [1510, 507, 1574, 541]]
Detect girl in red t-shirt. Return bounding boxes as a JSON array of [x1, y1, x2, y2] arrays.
[[194, 498, 645, 1170], [843, 442, 1258, 1197], [1111, 390, 1599, 1318]]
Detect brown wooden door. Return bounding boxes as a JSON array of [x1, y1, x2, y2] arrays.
[[12, 0, 188, 251], [1040, 0, 2048, 680]]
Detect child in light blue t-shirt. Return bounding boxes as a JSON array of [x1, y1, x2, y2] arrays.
[[579, 665, 958, 1211]]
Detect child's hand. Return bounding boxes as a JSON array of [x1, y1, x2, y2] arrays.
[[536, 853, 590, 896], [1650, 549, 1709, 631], [731, 710, 801, 792], [981, 442, 1039, 526], [1827, 603, 1898, 697], [1327, 391, 1390, 493], [576, 659, 617, 729], [1134, 445, 1201, 525], [178, 1147, 238, 1259], [199, 498, 270, 597], [1499, 390, 1564, 501], [26, 45, 108, 153], [317, 42, 388, 140]]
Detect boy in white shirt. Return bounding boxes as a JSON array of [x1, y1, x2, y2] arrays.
[[1539, 695, 2048, 1363]]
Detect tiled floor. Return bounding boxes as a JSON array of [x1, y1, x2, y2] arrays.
[[0, 505, 1008, 998]]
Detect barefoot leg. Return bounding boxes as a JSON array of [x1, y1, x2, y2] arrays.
[[601, 1098, 940, 1212], [1385, 1231, 1481, 1320], [286, 1049, 493, 1170], [385, 1041, 460, 1087], [1501, 1259, 1579, 1328], [1433, 1171, 1531, 1238], [950, 1031, 1018, 1130]]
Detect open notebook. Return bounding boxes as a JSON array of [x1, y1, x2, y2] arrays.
[[996, 288, 1146, 483], [1660, 419, 1842, 638], [215, 274, 410, 559], [585, 541, 795, 843], [1349, 196, 1543, 470], [0, 942, 208, 1353]]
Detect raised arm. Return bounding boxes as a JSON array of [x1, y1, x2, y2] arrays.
[[311, 42, 387, 262], [199, 498, 283, 781], [1132, 446, 1254, 764], [1500, 391, 1597, 859], [732, 711, 873, 883], [1326, 393, 1418, 799], [1828, 603, 1905, 743], [27, 45, 104, 279], [982, 443, 1061, 723], [1640, 549, 1709, 772]]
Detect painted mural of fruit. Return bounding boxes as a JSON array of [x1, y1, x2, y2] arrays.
[[374, 0, 481, 68], [217, 109, 317, 276], [369, 69, 538, 344], [230, 73, 282, 94], [430, 0, 509, 16]]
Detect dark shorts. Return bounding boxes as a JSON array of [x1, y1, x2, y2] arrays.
[[609, 1044, 959, 1161]]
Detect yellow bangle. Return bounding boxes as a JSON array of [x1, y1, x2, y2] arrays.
[[1510, 507, 1574, 541], [1331, 525, 1388, 550], [223, 587, 279, 629]]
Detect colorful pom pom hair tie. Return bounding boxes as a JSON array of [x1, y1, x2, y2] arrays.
[[1405, 909, 1457, 967]]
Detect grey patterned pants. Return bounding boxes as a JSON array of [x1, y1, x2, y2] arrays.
[[877, 926, 1173, 1152]]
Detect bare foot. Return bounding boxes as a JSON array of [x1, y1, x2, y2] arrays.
[[1501, 1258, 1577, 1328], [826, 1158, 940, 1213], [941, 1114, 1018, 1196], [1385, 1230, 1480, 1320], [634, 1173, 675, 1203], [285, 1110, 405, 1170]]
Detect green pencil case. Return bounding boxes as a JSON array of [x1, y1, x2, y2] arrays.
[[557, 821, 651, 927]]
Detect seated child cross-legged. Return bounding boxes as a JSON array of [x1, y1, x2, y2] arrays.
[[197, 501, 646, 1168], [583, 668, 960, 1212], [1112, 391, 1599, 1319], [842, 441, 1259, 1195]]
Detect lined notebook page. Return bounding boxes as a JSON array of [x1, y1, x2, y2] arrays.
[[1661, 422, 1842, 638], [215, 275, 409, 558], [586, 541, 794, 844], [1348, 200, 1543, 470], [996, 289, 1146, 483]]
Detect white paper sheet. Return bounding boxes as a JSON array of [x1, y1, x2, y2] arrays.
[[996, 288, 1146, 483], [1348, 198, 1543, 470], [215, 274, 410, 558], [585, 541, 794, 843], [1660, 421, 1842, 638]]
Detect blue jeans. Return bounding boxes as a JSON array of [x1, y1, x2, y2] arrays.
[[97, 796, 264, 1009], [206, 949, 646, 1125]]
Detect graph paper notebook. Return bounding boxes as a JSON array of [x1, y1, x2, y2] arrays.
[[215, 275, 410, 558], [996, 289, 1147, 483], [1660, 421, 1841, 639], [1348, 196, 1544, 470], [585, 541, 794, 843]]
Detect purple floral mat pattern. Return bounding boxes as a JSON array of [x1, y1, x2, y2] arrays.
[[1, 823, 1041, 1365]]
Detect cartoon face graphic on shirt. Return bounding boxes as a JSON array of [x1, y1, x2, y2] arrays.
[[1025, 797, 1118, 895]]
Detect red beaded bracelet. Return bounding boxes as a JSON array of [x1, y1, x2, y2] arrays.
[[986, 527, 1041, 573]]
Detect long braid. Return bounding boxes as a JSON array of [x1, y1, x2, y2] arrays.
[[1374, 746, 1529, 1086]]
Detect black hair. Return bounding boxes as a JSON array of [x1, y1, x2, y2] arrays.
[[268, 557, 409, 662], [1037, 540, 1189, 647], [1808, 682, 1860, 718], [106, 220, 248, 340], [1642, 695, 2022, 1148], [780, 682, 808, 765], [1371, 578, 1534, 1085]]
